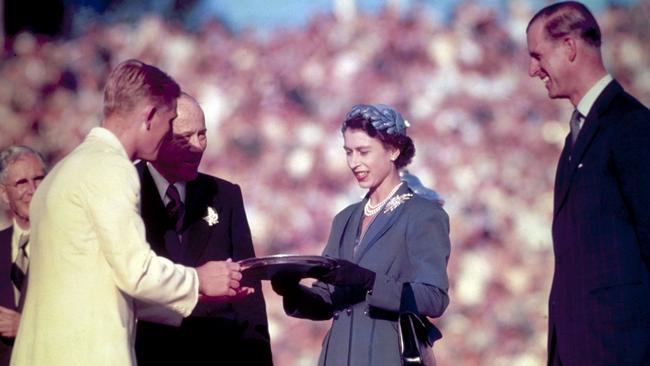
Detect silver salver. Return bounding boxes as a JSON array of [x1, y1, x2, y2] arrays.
[[239, 254, 338, 281]]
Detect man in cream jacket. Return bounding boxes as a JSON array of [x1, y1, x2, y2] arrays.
[[10, 59, 249, 366]]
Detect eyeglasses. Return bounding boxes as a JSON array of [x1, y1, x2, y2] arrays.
[[2, 175, 45, 194]]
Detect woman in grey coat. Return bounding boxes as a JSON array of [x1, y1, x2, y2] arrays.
[[271, 104, 451, 366]]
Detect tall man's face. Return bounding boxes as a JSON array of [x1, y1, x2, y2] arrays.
[[0, 153, 46, 227], [154, 95, 207, 183], [527, 19, 572, 101]]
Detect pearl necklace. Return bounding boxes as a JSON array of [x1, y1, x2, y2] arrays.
[[364, 182, 403, 216]]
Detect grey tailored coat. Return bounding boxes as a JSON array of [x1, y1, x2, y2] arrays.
[[283, 184, 450, 366]]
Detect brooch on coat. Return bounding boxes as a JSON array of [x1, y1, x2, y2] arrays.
[[203, 207, 219, 226], [383, 193, 413, 213]]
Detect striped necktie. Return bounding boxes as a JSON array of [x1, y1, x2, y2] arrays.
[[570, 109, 583, 145], [166, 184, 184, 233], [11, 235, 29, 292]]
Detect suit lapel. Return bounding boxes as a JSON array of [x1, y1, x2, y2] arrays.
[[17, 272, 28, 311], [136, 162, 172, 257], [554, 81, 621, 217], [354, 185, 412, 262], [553, 135, 573, 215], [0, 227, 16, 310], [182, 177, 216, 265]]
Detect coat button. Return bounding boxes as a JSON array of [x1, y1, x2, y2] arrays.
[[333, 312, 339, 320], [364, 308, 369, 316], [346, 308, 352, 315]]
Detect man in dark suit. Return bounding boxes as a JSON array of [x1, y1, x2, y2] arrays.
[[0, 146, 47, 365], [134, 93, 273, 365], [527, 2, 650, 365]]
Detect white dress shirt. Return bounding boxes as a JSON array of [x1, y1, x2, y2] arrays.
[[10, 219, 29, 306], [145, 162, 186, 206], [574, 74, 614, 131]]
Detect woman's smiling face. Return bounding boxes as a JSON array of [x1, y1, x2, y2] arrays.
[[343, 128, 398, 191]]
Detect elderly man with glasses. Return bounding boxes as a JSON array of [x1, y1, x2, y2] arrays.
[[0, 145, 47, 366]]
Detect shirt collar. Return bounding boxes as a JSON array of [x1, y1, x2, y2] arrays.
[[576, 74, 613, 117], [146, 162, 186, 204], [11, 219, 30, 256]]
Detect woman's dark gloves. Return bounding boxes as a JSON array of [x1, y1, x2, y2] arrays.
[[318, 259, 376, 290], [271, 271, 303, 296], [271, 259, 376, 295]]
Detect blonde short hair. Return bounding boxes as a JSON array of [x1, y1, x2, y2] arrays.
[[103, 59, 181, 118]]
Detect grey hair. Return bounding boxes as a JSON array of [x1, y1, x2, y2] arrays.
[[0, 145, 47, 184]]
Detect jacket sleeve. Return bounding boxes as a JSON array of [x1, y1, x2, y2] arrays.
[[366, 202, 451, 318], [282, 281, 335, 321], [82, 157, 199, 317], [612, 105, 650, 273], [133, 300, 183, 326]]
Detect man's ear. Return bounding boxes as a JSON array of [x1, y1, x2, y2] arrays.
[[0, 184, 9, 206], [144, 106, 157, 131], [564, 36, 577, 62]]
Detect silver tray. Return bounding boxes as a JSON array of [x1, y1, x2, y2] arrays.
[[239, 254, 338, 281]]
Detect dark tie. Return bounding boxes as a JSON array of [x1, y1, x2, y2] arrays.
[[11, 238, 28, 292], [165, 184, 184, 233], [570, 109, 583, 145]]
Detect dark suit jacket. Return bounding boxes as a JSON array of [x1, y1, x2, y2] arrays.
[[0, 226, 17, 366], [134, 162, 273, 366], [549, 80, 650, 365]]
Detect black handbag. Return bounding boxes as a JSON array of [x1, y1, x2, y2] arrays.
[[398, 283, 442, 366]]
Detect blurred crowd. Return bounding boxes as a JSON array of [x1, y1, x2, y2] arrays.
[[1, 1, 649, 365]]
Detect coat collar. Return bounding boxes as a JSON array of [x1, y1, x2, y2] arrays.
[[87, 127, 129, 160], [352, 183, 414, 262]]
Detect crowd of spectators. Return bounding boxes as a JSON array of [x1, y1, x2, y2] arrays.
[[1, 1, 649, 365]]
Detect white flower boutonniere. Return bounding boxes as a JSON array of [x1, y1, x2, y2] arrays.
[[383, 193, 414, 214], [204, 207, 219, 226]]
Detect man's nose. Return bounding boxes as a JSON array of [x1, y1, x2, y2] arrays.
[[25, 179, 39, 194], [528, 59, 539, 77], [188, 135, 206, 152]]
